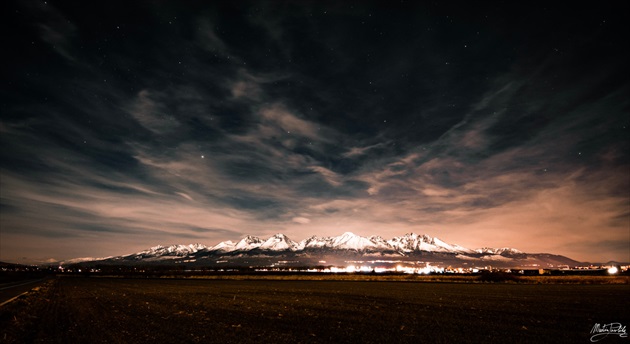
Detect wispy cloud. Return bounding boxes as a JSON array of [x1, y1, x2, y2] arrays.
[[129, 90, 181, 134], [2, 2, 627, 263], [343, 143, 386, 158]]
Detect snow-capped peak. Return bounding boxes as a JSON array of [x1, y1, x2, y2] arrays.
[[328, 232, 381, 251], [210, 240, 237, 252], [298, 235, 330, 250], [259, 233, 299, 251], [386, 233, 473, 254], [234, 235, 263, 251]]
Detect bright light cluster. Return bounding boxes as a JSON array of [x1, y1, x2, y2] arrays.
[[396, 264, 444, 274], [306, 264, 444, 274]]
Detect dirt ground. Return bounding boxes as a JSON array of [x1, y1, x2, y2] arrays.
[[1, 277, 628, 343]]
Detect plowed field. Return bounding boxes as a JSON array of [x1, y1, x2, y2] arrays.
[[1, 277, 628, 343]]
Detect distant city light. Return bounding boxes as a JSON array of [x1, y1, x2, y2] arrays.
[[607, 266, 618, 274]]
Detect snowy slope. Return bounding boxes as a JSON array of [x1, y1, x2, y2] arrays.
[[133, 244, 207, 257], [234, 236, 263, 251], [210, 240, 237, 252], [475, 247, 523, 255], [386, 233, 474, 254], [259, 234, 299, 251]]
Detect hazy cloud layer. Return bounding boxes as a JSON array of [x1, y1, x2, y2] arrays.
[[2, 1, 628, 263]]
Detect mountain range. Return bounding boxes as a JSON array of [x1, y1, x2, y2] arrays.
[[62, 232, 581, 269]]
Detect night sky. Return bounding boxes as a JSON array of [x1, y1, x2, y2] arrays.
[[2, 1, 628, 263]]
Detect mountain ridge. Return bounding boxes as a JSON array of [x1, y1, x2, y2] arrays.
[[60, 232, 583, 268]]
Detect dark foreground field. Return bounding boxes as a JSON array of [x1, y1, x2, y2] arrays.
[[1, 277, 628, 343]]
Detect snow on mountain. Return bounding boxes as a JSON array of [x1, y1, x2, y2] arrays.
[[71, 233, 529, 264], [367, 235, 393, 250], [388, 233, 426, 252], [234, 235, 263, 251], [110, 244, 210, 262], [133, 244, 207, 257], [210, 240, 237, 252], [139, 234, 519, 256], [259, 234, 299, 251], [479, 254, 513, 261], [298, 235, 329, 250], [475, 247, 523, 255], [296, 233, 393, 251], [61, 256, 111, 264], [386, 233, 474, 254], [430, 237, 476, 254], [328, 232, 382, 250]]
